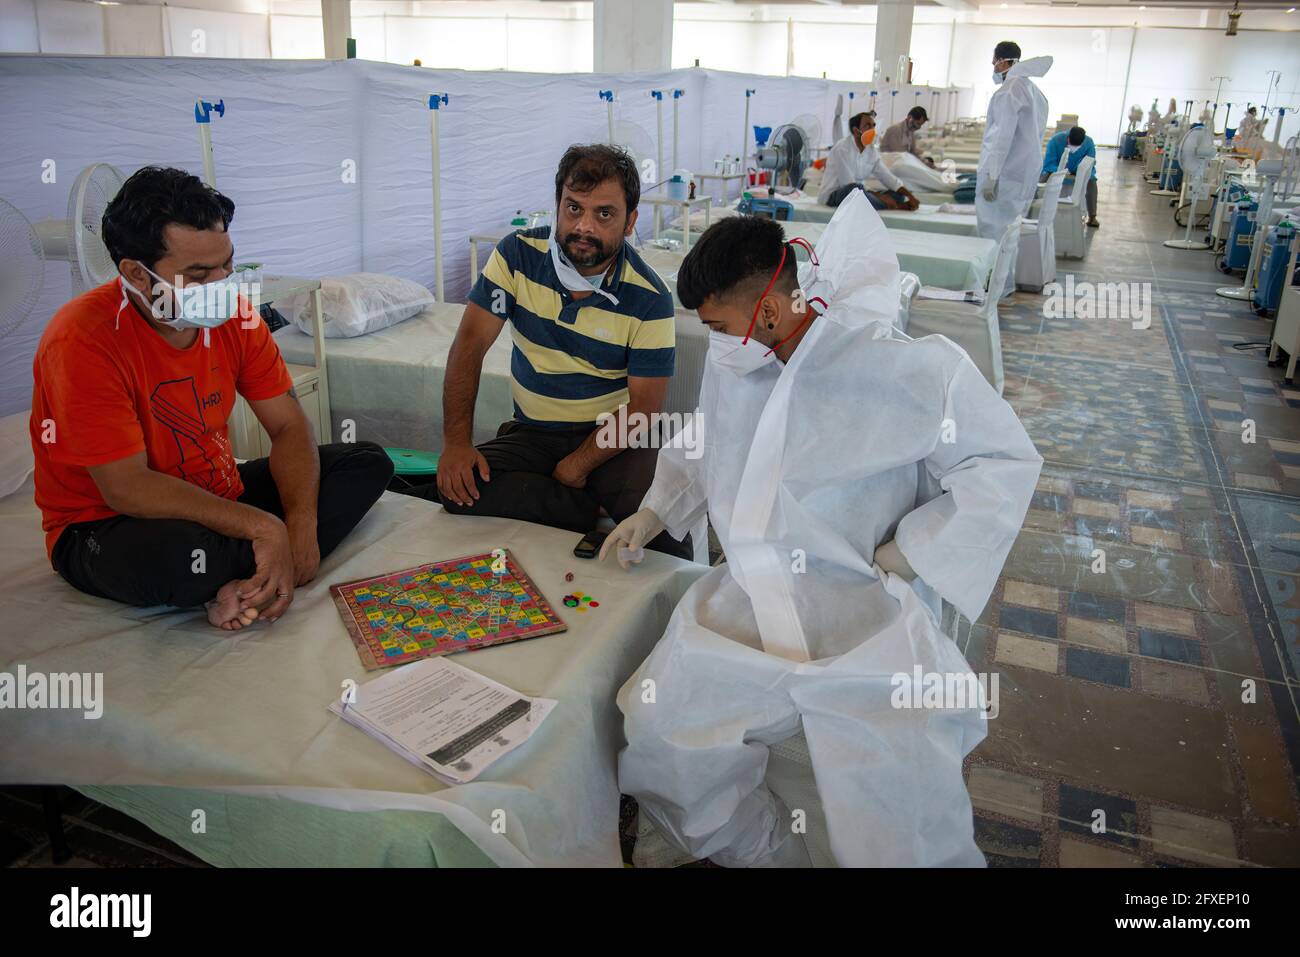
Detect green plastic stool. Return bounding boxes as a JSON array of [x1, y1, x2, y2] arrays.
[[385, 447, 440, 491]]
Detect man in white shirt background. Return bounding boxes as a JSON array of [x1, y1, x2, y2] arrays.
[[879, 106, 937, 169], [817, 111, 919, 210]]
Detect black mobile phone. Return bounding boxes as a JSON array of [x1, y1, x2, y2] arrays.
[[573, 530, 608, 560]]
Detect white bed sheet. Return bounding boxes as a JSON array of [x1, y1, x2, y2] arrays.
[[0, 480, 707, 866]]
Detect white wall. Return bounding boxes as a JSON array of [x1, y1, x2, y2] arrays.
[[1, 0, 596, 69], [35, 0, 104, 54]]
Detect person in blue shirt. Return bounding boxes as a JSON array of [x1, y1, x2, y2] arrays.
[[1041, 126, 1098, 227]]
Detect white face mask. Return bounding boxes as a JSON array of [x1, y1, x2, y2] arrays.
[[120, 263, 241, 330], [549, 232, 619, 306], [708, 330, 779, 377]]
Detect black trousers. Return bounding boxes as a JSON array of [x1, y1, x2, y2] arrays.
[[51, 442, 394, 608], [826, 182, 897, 210], [404, 420, 693, 560]]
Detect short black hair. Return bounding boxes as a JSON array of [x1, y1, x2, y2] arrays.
[[102, 166, 235, 270], [993, 41, 1022, 62], [676, 215, 798, 311], [908, 107, 928, 121], [1067, 126, 1087, 146], [555, 144, 640, 217], [849, 111, 874, 132]]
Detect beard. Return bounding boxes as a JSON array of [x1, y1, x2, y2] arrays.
[[562, 232, 610, 268]]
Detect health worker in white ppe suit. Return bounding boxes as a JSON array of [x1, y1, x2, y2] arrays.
[[601, 190, 1044, 867], [976, 40, 1052, 298]]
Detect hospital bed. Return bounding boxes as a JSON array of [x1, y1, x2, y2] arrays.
[[681, 190, 967, 231], [0, 450, 708, 867], [775, 219, 999, 292], [878, 205, 980, 237], [273, 300, 711, 453], [674, 201, 980, 241]]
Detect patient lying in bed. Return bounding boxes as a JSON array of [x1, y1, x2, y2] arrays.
[[29, 167, 393, 630]]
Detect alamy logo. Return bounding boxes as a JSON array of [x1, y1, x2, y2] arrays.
[[890, 665, 1000, 718], [594, 408, 704, 460], [0, 665, 103, 719], [50, 887, 151, 937], [1043, 275, 1152, 330]]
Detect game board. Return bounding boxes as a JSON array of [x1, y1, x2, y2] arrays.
[[331, 550, 567, 670]]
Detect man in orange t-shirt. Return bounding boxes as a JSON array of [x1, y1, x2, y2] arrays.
[[30, 166, 392, 630]]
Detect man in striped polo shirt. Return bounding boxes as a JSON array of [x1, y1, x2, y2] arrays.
[[431, 144, 690, 559]]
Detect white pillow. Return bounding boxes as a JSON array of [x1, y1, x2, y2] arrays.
[[0, 410, 34, 499], [286, 273, 435, 339]]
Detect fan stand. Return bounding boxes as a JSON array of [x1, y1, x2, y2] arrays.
[[1165, 138, 1213, 250]]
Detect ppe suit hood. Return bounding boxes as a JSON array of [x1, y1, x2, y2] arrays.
[[1007, 55, 1052, 79], [795, 189, 900, 331]]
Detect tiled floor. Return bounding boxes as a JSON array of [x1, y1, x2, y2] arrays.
[[962, 149, 1300, 867]]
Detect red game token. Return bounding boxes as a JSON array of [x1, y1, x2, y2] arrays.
[[589, 600, 599, 607]]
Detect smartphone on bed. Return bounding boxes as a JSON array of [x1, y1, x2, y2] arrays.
[[573, 530, 608, 560]]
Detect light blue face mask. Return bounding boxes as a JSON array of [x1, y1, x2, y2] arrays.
[[549, 234, 619, 306], [121, 262, 242, 330]]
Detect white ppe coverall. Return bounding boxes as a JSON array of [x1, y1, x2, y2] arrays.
[[976, 56, 1052, 296], [616, 191, 1044, 867]]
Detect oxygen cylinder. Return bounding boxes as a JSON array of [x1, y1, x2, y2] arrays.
[[1254, 222, 1297, 313], [1225, 201, 1258, 271]]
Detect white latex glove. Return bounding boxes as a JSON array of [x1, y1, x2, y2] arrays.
[[873, 539, 918, 583], [982, 177, 999, 202], [599, 507, 666, 569]]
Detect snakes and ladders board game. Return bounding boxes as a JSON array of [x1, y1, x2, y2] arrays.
[[331, 550, 566, 670]]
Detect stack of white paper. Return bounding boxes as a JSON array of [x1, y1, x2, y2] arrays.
[[329, 657, 557, 784], [916, 287, 985, 305]]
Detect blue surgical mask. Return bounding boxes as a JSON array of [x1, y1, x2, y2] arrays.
[[992, 71, 1005, 85], [121, 262, 243, 330]]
